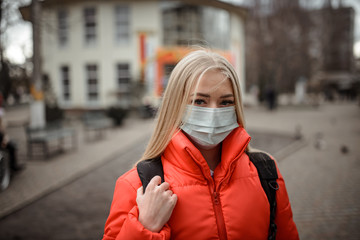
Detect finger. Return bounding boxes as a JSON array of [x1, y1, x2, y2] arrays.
[[158, 182, 170, 192], [137, 186, 144, 196], [170, 194, 178, 205], [147, 175, 161, 190], [164, 189, 173, 196]]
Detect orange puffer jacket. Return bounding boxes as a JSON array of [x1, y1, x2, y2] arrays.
[[103, 127, 299, 240]]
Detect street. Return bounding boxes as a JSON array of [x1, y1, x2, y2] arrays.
[[0, 102, 359, 240]]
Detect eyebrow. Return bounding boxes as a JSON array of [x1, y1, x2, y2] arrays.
[[190, 93, 234, 98], [220, 94, 234, 99]]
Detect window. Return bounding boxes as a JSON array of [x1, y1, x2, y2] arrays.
[[84, 7, 97, 45], [162, 5, 230, 49], [114, 6, 130, 44], [117, 63, 130, 92], [58, 9, 68, 47], [60, 66, 71, 101], [162, 6, 202, 46], [86, 64, 99, 101]]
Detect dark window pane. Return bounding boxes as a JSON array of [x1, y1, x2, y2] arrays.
[[61, 65, 71, 101]]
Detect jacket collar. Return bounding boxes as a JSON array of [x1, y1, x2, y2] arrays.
[[163, 127, 251, 179]]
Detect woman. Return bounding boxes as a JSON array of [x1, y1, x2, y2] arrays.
[[103, 49, 299, 239]]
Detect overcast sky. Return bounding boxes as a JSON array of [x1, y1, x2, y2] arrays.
[[3, 0, 360, 64]]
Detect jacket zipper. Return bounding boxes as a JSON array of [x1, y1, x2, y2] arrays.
[[184, 147, 229, 240], [212, 190, 228, 240], [211, 161, 235, 240]]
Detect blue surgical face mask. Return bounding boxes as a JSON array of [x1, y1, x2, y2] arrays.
[[180, 105, 239, 149]]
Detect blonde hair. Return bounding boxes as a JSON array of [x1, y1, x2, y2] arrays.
[[139, 49, 248, 162]]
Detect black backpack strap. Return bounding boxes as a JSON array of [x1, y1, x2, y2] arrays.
[[137, 152, 278, 239], [247, 152, 279, 240], [136, 156, 164, 193]]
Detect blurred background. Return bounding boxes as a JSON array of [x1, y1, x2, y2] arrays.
[[0, 0, 359, 239]]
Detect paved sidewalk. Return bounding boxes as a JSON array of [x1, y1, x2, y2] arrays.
[[244, 103, 360, 239], [0, 107, 155, 218]]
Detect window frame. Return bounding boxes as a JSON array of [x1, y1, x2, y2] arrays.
[[60, 65, 71, 102], [83, 7, 97, 46], [116, 63, 131, 92], [114, 5, 130, 45], [58, 9, 69, 47], [85, 64, 99, 102]]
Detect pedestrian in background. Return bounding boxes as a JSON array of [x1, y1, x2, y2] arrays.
[[0, 93, 23, 172], [265, 85, 277, 111], [103, 49, 299, 239]]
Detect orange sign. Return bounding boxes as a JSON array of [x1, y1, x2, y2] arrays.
[[155, 47, 233, 96]]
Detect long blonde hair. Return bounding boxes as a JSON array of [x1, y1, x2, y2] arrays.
[[139, 49, 248, 162]]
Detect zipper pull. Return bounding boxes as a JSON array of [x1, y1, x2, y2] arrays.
[[213, 192, 220, 205]]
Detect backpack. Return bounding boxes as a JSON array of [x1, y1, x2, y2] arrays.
[[137, 152, 279, 240]]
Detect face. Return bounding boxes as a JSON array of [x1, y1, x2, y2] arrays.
[[188, 70, 235, 108]]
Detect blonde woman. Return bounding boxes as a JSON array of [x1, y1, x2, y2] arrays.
[[103, 49, 299, 240]]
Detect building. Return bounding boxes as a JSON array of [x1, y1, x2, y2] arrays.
[[20, 0, 247, 111]]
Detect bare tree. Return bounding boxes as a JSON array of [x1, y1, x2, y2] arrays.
[[245, 0, 314, 99], [0, 0, 30, 102], [1, 0, 12, 101]]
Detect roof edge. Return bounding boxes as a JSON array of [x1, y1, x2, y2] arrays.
[[19, 0, 248, 22]]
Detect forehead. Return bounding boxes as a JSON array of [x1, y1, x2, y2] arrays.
[[192, 70, 233, 94]]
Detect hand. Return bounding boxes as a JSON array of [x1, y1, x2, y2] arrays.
[[136, 176, 177, 232]]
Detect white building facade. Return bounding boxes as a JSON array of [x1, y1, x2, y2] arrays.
[[20, 0, 247, 110]]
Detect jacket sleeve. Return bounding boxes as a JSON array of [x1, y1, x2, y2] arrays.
[[102, 175, 171, 240], [274, 165, 300, 240]]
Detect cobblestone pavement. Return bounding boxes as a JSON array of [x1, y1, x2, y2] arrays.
[[0, 102, 359, 240], [244, 103, 360, 240], [0, 136, 149, 240]]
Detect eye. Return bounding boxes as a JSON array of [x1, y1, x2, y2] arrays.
[[191, 99, 207, 106], [220, 100, 234, 106]]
